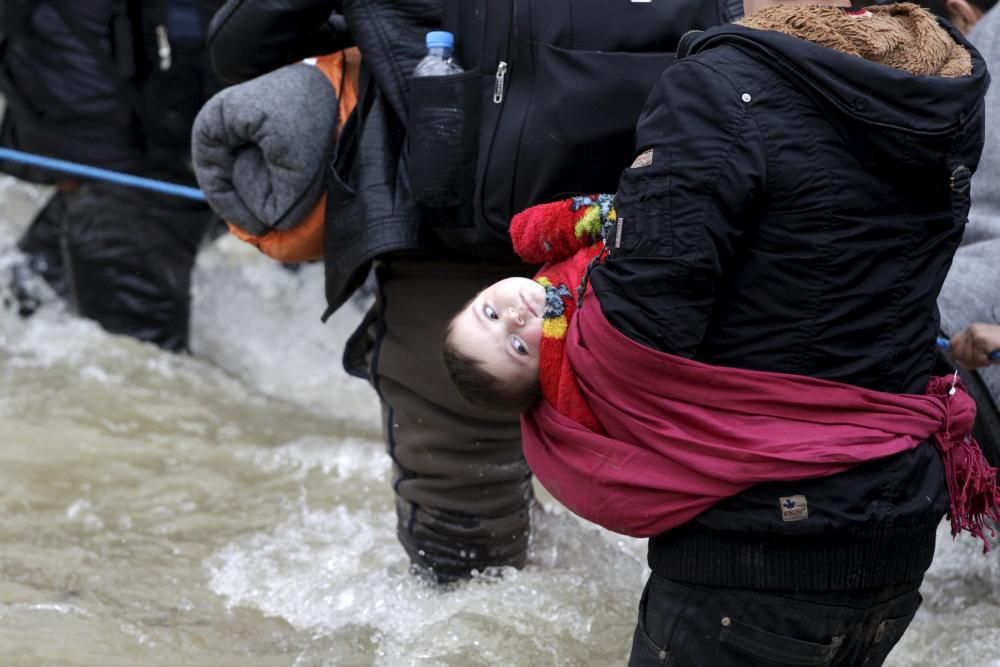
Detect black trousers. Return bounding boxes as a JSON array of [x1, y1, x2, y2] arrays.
[[352, 256, 536, 583], [630, 572, 924, 666], [16, 183, 213, 352]]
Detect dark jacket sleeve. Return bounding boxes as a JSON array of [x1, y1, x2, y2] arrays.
[[590, 57, 767, 357], [207, 0, 352, 82]]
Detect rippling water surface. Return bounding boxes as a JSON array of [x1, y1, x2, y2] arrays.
[[1, 176, 998, 666]]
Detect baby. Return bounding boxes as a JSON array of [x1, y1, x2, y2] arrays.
[[443, 194, 614, 429], [444, 201, 1000, 546], [445, 275, 548, 409]]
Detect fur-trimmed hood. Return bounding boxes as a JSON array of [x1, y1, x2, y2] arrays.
[[739, 3, 971, 77], [687, 3, 989, 168]]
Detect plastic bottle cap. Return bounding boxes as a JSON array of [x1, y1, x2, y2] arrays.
[[425, 31, 455, 49]]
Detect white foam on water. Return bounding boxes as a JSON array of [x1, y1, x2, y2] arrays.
[[206, 497, 649, 666], [189, 234, 380, 430], [890, 524, 1000, 666], [240, 435, 389, 482], [0, 175, 51, 246], [0, 602, 92, 619]]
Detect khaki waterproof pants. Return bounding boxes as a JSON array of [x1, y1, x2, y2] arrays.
[[356, 256, 535, 582]]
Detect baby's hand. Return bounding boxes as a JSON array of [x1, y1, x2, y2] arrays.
[[510, 195, 612, 264], [949, 323, 1000, 369]]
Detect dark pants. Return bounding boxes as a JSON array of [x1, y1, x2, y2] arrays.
[[630, 573, 923, 666], [354, 256, 535, 583], [15, 183, 213, 351]]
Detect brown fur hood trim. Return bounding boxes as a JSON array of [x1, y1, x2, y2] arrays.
[[738, 3, 971, 77]]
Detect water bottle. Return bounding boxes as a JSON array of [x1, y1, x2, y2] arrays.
[[413, 31, 463, 77]]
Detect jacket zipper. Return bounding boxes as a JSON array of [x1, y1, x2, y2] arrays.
[[675, 29, 702, 60], [155, 24, 172, 70], [476, 0, 518, 244], [155, 0, 172, 71], [493, 61, 508, 103]]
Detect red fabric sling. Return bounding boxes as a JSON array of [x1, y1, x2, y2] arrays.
[[521, 292, 1000, 549]]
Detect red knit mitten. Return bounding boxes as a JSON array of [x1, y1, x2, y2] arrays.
[[510, 194, 613, 264]]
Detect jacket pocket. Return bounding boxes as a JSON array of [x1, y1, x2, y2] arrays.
[[323, 156, 357, 267], [407, 68, 481, 211]]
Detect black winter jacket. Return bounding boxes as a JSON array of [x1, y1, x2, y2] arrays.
[[0, 0, 225, 181], [207, 0, 740, 317], [591, 21, 989, 590], [0, 1, 142, 173]]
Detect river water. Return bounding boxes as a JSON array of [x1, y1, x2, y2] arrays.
[[0, 175, 997, 666]]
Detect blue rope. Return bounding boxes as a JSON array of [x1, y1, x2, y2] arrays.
[[0, 147, 206, 202], [937, 336, 1000, 362]]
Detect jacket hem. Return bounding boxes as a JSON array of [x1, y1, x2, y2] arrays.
[[648, 520, 941, 591]]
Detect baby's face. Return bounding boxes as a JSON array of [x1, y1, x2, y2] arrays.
[[450, 277, 547, 387]]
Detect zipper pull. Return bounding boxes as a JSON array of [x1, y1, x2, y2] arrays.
[[155, 24, 172, 71], [493, 61, 508, 104]]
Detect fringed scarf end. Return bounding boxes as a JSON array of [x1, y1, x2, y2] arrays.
[[941, 434, 1000, 553]]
